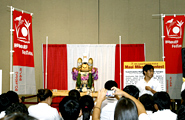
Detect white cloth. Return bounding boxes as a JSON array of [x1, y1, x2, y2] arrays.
[[136, 78, 161, 97], [146, 110, 153, 119], [28, 103, 60, 120], [67, 44, 116, 91], [138, 113, 150, 120], [0, 111, 5, 119], [150, 109, 177, 120], [181, 82, 185, 91], [100, 97, 118, 120]]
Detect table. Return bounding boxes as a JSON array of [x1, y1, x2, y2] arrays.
[[52, 90, 98, 97]]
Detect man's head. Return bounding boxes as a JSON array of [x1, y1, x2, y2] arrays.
[[0, 93, 11, 112], [6, 91, 20, 104], [123, 85, 140, 99], [153, 92, 171, 110], [143, 64, 154, 79], [181, 89, 185, 103], [104, 80, 118, 90], [59, 96, 80, 120], [139, 94, 154, 111]]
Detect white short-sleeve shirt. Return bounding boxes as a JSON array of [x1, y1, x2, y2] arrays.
[[28, 103, 61, 120], [136, 78, 161, 97]]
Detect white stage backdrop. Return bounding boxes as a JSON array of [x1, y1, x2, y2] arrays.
[[67, 44, 116, 91]]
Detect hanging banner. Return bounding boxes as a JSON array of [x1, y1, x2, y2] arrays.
[[164, 15, 185, 99], [13, 10, 36, 94], [123, 61, 166, 91]]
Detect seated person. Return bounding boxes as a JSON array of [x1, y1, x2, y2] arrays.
[[150, 92, 177, 120], [79, 95, 94, 120], [0, 93, 12, 119], [92, 87, 150, 120], [28, 89, 60, 120], [59, 96, 81, 120], [5, 103, 28, 115], [123, 85, 140, 99], [139, 94, 155, 117], [2, 112, 38, 120], [68, 89, 81, 100], [100, 80, 119, 120]]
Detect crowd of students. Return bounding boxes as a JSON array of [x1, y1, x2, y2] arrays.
[[1, 64, 185, 120]]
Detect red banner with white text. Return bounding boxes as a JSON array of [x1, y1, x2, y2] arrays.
[[164, 15, 185, 99], [13, 10, 36, 94]]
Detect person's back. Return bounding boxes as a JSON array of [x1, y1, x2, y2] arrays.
[[28, 89, 60, 120], [59, 96, 81, 120], [79, 95, 94, 120], [150, 92, 177, 120], [100, 80, 118, 120]]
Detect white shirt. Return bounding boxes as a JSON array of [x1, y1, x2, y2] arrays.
[[0, 111, 5, 119], [136, 78, 161, 97], [150, 109, 177, 120], [138, 113, 150, 120], [28, 103, 60, 120], [100, 97, 118, 120], [181, 82, 185, 91]]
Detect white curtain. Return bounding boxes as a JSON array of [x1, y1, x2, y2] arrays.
[[67, 44, 116, 91]]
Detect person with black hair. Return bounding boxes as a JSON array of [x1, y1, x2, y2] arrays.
[[92, 87, 150, 120], [139, 94, 155, 117], [136, 64, 161, 97], [28, 89, 60, 120], [5, 103, 28, 115], [59, 96, 81, 120], [181, 89, 185, 103], [79, 95, 94, 120], [0, 93, 12, 119], [177, 102, 185, 120], [100, 80, 118, 120], [2, 112, 38, 120], [150, 92, 177, 120], [6, 91, 21, 104], [68, 89, 81, 100], [123, 85, 140, 99]]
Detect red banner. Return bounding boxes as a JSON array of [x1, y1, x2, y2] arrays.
[[164, 15, 185, 74], [13, 10, 36, 94], [13, 10, 34, 67]]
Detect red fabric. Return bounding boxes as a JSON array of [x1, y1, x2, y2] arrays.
[[13, 10, 34, 67], [43, 44, 68, 107], [164, 16, 185, 74], [114, 44, 145, 90]]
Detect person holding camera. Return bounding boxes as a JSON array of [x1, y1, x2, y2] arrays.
[[98, 80, 119, 120]]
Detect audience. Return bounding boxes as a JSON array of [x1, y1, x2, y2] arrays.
[[59, 96, 81, 120], [68, 89, 81, 100], [2, 112, 38, 120], [150, 92, 177, 120], [139, 94, 154, 117], [5, 103, 28, 115], [92, 87, 150, 120], [28, 89, 60, 120], [6, 91, 21, 104], [100, 80, 119, 120], [79, 95, 94, 120], [0, 93, 12, 119], [123, 85, 140, 99]]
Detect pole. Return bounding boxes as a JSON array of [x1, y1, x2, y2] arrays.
[[119, 36, 122, 89]]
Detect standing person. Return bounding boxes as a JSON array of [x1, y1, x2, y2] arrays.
[[28, 89, 60, 120], [136, 64, 161, 97]]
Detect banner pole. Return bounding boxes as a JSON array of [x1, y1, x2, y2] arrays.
[[45, 36, 48, 89], [10, 6, 14, 91], [119, 36, 122, 89], [161, 14, 165, 61]]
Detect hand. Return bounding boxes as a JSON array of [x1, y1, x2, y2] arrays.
[[97, 88, 107, 102], [111, 87, 124, 96], [145, 86, 152, 91]]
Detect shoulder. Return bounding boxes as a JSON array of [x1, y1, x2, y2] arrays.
[[138, 113, 150, 120]]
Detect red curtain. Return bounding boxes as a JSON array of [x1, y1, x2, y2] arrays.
[[43, 44, 67, 109], [114, 44, 145, 90]]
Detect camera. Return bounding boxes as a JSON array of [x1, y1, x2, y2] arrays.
[[106, 90, 115, 97]]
